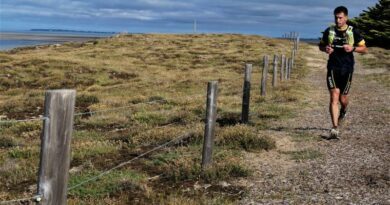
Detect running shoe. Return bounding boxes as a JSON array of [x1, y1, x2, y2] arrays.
[[338, 109, 347, 121], [330, 128, 340, 139]]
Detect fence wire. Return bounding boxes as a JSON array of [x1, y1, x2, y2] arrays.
[[0, 99, 169, 123], [67, 132, 193, 191]]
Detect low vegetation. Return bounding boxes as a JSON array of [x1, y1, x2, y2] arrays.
[[0, 34, 306, 204], [355, 47, 390, 88]]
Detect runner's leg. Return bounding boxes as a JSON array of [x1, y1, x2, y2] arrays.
[[329, 88, 340, 128], [339, 94, 348, 111], [339, 72, 352, 111]]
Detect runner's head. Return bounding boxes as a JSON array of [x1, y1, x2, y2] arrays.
[[334, 6, 348, 29]]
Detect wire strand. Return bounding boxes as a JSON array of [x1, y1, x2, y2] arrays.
[[74, 99, 168, 117], [67, 132, 193, 191]]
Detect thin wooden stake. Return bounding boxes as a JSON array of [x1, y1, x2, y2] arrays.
[[291, 49, 295, 70], [280, 54, 285, 82], [261, 56, 269, 96], [202, 81, 218, 169], [287, 58, 292, 80], [285, 57, 289, 80], [241, 64, 252, 123], [272, 55, 278, 87]]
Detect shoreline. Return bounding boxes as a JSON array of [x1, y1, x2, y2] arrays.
[[0, 32, 106, 41], [0, 32, 111, 50]]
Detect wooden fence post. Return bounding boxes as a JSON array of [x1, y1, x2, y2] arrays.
[[294, 37, 298, 51], [272, 55, 278, 87], [202, 81, 218, 169], [261, 55, 269, 96], [291, 49, 295, 71], [241, 64, 252, 124], [37, 90, 76, 205], [285, 57, 289, 80], [280, 54, 285, 82], [287, 58, 292, 80]]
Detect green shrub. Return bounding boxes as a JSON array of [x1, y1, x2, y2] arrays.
[[76, 95, 99, 108], [8, 147, 38, 159], [159, 157, 250, 183], [216, 125, 276, 151], [68, 170, 146, 198], [0, 136, 17, 148], [10, 121, 41, 136]]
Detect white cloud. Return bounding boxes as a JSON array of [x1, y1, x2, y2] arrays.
[[0, 0, 379, 37]]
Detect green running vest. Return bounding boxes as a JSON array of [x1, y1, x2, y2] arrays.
[[328, 25, 355, 46]]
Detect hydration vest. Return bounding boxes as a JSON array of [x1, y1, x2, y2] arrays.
[[328, 25, 354, 46]]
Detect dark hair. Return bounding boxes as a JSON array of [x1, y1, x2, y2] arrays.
[[334, 6, 348, 16]]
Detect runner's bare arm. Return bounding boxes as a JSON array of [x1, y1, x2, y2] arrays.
[[344, 40, 368, 54]]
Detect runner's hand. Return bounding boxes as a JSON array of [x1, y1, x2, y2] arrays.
[[325, 45, 334, 54], [343, 44, 354, 53]]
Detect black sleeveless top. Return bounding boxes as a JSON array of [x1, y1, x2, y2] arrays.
[[320, 26, 364, 73]]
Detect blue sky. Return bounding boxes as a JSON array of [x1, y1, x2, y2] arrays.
[[0, 0, 378, 38]]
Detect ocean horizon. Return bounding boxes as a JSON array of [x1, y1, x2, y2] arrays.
[[1, 30, 319, 51], [0, 30, 115, 50]]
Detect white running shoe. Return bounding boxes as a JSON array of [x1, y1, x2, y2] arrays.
[[330, 128, 339, 139]]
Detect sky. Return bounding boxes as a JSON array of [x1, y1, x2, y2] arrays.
[[0, 0, 378, 38]]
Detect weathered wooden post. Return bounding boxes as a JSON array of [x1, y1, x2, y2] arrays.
[[272, 55, 278, 87], [37, 90, 76, 205], [291, 49, 295, 71], [287, 58, 292, 80], [202, 81, 218, 169], [261, 55, 269, 96], [280, 54, 285, 82], [285, 57, 289, 80], [241, 64, 252, 124], [294, 36, 298, 51]]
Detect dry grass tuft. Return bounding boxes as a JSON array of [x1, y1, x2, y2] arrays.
[[216, 125, 276, 151]]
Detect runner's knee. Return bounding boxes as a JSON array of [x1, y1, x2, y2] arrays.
[[330, 90, 340, 104]]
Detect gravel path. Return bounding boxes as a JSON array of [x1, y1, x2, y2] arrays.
[[240, 45, 390, 204]]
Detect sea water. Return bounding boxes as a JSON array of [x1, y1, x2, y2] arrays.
[[0, 30, 114, 50]]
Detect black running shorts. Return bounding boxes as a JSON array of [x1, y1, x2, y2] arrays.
[[326, 69, 353, 95]]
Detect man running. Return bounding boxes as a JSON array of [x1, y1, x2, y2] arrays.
[[319, 6, 367, 138]]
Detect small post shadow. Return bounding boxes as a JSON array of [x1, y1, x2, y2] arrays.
[[214, 112, 242, 127], [320, 134, 340, 141], [216, 117, 241, 127], [295, 127, 329, 131]]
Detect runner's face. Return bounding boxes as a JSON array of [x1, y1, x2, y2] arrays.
[[334, 12, 348, 28]]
